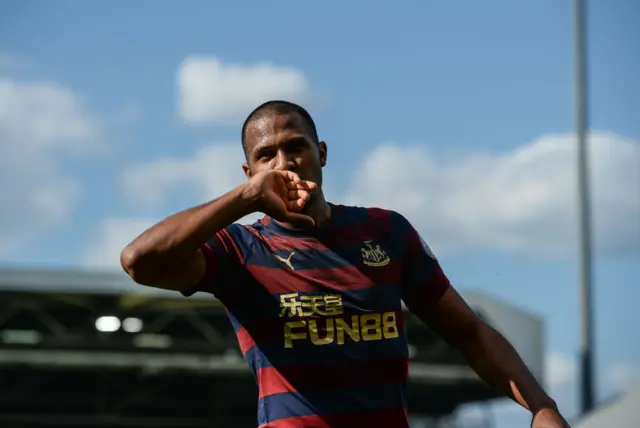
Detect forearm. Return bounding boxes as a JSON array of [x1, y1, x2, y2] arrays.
[[462, 323, 557, 413], [121, 183, 256, 282]]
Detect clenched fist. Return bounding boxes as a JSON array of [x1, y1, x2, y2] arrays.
[[244, 170, 318, 227]]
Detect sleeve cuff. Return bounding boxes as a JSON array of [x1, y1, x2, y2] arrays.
[[180, 243, 218, 297]]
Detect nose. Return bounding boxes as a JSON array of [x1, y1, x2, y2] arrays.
[[273, 149, 296, 171]]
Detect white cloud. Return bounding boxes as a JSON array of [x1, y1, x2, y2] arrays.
[[542, 353, 580, 419], [83, 218, 156, 270], [345, 132, 640, 257], [89, 143, 262, 270], [122, 143, 246, 207], [546, 352, 579, 391], [85, 212, 263, 271], [177, 56, 313, 125], [113, 131, 639, 261], [604, 362, 640, 396], [0, 77, 102, 253]]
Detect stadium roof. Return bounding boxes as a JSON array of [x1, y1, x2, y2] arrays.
[[0, 266, 546, 384], [573, 389, 640, 428], [0, 266, 178, 296], [0, 266, 546, 318]]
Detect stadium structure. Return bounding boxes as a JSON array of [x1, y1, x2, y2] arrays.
[[0, 267, 544, 428]]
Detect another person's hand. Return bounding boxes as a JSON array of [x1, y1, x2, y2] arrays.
[[245, 170, 317, 227]]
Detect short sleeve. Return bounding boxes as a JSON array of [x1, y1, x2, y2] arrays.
[[181, 224, 243, 297], [397, 214, 451, 312]]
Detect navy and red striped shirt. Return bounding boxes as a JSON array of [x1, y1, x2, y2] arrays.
[[184, 204, 451, 427]]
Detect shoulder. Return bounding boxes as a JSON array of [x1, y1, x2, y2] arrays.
[[335, 204, 412, 230], [333, 204, 416, 251], [214, 221, 266, 255], [337, 205, 437, 260], [225, 215, 269, 237]]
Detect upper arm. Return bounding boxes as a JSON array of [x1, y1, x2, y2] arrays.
[[413, 287, 484, 349], [179, 226, 243, 297], [398, 213, 450, 310], [397, 213, 482, 345]]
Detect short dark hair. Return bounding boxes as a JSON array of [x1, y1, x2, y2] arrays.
[[241, 100, 319, 155]]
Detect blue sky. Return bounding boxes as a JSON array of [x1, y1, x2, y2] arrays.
[[1, 0, 639, 426]]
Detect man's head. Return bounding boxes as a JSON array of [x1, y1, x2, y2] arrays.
[[241, 100, 327, 190]]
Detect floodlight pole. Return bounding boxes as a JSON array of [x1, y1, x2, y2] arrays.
[[573, 0, 595, 415]]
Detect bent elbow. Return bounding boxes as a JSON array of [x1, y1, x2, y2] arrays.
[[120, 245, 149, 285]]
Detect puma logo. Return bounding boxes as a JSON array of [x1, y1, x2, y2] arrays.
[[274, 251, 295, 270]]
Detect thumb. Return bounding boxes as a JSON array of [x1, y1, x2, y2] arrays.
[[283, 212, 316, 228]]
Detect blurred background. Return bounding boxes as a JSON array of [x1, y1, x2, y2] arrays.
[[0, 1, 638, 427]]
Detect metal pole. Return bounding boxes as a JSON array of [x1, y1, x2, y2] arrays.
[[573, 0, 595, 415]]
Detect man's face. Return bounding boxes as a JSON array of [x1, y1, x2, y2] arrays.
[[242, 112, 327, 190]]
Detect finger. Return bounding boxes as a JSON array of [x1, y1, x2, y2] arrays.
[[288, 189, 311, 200], [285, 179, 298, 189], [286, 180, 317, 191], [285, 198, 307, 211], [280, 170, 302, 184], [297, 180, 317, 191]]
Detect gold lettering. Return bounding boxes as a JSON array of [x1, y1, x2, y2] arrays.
[[297, 295, 316, 317], [280, 293, 344, 318], [321, 294, 344, 316], [335, 315, 360, 345], [309, 319, 335, 346], [360, 313, 382, 341], [284, 320, 307, 348], [280, 293, 302, 318], [280, 294, 400, 348], [382, 311, 399, 339]]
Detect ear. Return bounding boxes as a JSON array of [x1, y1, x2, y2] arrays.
[[242, 163, 252, 179], [318, 141, 328, 167]]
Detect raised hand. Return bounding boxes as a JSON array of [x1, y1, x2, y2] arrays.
[[531, 408, 571, 428], [246, 170, 318, 227]]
